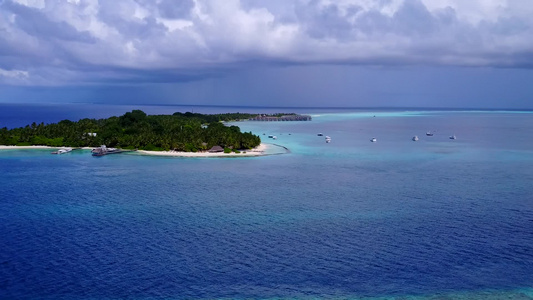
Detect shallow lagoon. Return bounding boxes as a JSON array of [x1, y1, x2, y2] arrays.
[[1, 109, 532, 299]]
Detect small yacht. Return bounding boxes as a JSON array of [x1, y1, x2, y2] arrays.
[[268, 135, 274, 138], [325, 136, 331, 143], [412, 136, 419, 141], [52, 147, 72, 154], [92, 145, 107, 156], [426, 131, 434, 136], [92, 145, 122, 156], [317, 133, 323, 136], [272, 136, 277, 140], [370, 137, 377, 142], [449, 135, 457, 140]]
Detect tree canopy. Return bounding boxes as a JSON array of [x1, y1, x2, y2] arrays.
[[0, 110, 261, 152]]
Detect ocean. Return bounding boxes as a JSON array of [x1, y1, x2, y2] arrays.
[[1, 104, 532, 299]]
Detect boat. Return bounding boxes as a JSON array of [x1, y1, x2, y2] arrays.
[[426, 131, 434, 136], [325, 136, 331, 143], [370, 137, 377, 142], [92, 145, 122, 156], [449, 135, 457, 140], [272, 136, 277, 140], [412, 136, 419, 141], [317, 133, 323, 136], [268, 135, 274, 138], [51, 147, 72, 154]]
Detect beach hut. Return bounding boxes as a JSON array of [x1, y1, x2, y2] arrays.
[[208, 145, 224, 153]]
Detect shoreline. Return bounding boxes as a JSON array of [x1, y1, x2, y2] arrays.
[[135, 143, 271, 157], [0, 143, 286, 157], [0, 146, 94, 150], [0, 145, 56, 149]]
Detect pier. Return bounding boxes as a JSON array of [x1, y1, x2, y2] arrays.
[[250, 114, 312, 121]]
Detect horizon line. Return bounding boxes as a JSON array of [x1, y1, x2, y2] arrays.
[[1, 102, 532, 111]]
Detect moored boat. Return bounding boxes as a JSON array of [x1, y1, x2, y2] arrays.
[[412, 136, 419, 141], [92, 145, 123, 156], [370, 137, 377, 142], [51, 147, 72, 154], [449, 135, 457, 140], [426, 131, 434, 136]]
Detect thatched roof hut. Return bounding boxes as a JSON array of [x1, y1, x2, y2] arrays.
[[208, 145, 224, 153]]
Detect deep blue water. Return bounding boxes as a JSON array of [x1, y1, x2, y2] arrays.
[[0, 103, 370, 129], [1, 105, 533, 299]]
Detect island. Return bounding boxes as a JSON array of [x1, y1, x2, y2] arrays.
[[0, 110, 265, 153]]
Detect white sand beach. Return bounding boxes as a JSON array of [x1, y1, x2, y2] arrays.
[[0, 143, 288, 157], [136, 143, 270, 157]]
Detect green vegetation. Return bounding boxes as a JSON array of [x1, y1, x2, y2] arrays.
[[172, 112, 259, 122], [271, 113, 296, 118], [0, 110, 261, 151]]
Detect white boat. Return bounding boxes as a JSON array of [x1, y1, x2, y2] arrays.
[[92, 145, 123, 156], [426, 131, 434, 136], [412, 136, 419, 141], [370, 137, 377, 142], [325, 136, 331, 143], [52, 147, 72, 154], [272, 136, 277, 140], [449, 135, 457, 140]]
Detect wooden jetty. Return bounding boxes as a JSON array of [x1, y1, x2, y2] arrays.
[[250, 114, 312, 121]]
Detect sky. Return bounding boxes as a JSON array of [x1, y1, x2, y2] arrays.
[[0, 0, 532, 108]]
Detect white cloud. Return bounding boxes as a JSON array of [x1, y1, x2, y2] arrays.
[[12, 0, 44, 9], [0, 68, 28, 78], [0, 68, 29, 84], [0, 0, 532, 86]]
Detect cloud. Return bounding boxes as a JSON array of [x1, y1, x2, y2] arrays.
[[0, 68, 29, 79], [0, 67, 29, 84], [156, 0, 194, 19], [0, 0, 532, 86]]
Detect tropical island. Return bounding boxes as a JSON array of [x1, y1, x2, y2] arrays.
[[0, 110, 265, 153]]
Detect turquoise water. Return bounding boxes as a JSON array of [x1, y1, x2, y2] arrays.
[[1, 109, 532, 299]]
